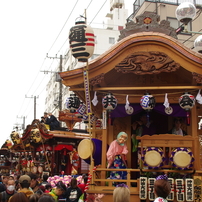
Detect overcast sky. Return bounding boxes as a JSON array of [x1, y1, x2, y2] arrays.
[[0, 0, 134, 147]]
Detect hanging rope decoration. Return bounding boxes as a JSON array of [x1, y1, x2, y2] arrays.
[[102, 93, 117, 111], [66, 94, 81, 113], [69, 17, 95, 62], [84, 166, 97, 201], [179, 92, 195, 111], [140, 93, 156, 112]]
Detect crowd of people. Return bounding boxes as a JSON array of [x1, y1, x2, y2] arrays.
[[0, 173, 89, 202]]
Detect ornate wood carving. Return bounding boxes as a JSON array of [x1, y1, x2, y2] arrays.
[[90, 73, 105, 86], [118, 12, 177, 41], [193, 72, 202, 84], [59, 110, 82, 131], [115, 51, 180, 75]]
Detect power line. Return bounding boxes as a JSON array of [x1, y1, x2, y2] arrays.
[[47, 0, 79, 54], [57, 0, 94, 54], [16, 57, 47, 117], [89, 0, 108, 25]]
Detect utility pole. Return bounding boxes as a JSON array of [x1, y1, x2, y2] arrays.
[[42, 54, 64, 111], [59, 55, 63, 111], [16, 116, 27, 130], [25, 95, 39, 119]]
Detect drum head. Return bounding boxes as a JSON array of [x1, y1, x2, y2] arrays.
[[78, 139, 93, 160], [145, 150, 162, 167], [170, 147, 194, 169], [142, 147, 164, 168], [173, 151, 191, 168]]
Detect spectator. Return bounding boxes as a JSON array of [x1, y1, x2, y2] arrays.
[[0, 179, 16, 202], [78, 176, 88, 193], [0, 175, 9, 192], [78, 176, 88, 202], [113, 184, 130, 202], [40, 174, 49, 187], [9, 192, 29, 202], [18, 175, 34, 198], [26, 173, 41, 194], [49, 181, 66, 202], [44, 112, 60, 131], [44, 184, 52, 193], [64, 178, 82, 202], [29, 193, 40, 202], [38, 194, 55, 202], [154, 175, 171, 202]]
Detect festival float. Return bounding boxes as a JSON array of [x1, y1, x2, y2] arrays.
[[58, 10, 202, 202], [2, 115, 90, 176]]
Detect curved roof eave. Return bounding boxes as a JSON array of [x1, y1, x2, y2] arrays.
[[60, 32, 202, 86]]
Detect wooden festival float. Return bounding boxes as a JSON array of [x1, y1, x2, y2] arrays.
[[2, 115, 89, 176], [59, 12, 202, 202]]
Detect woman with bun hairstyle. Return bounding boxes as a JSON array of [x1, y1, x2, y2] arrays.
[[154, 175, 171, 202]]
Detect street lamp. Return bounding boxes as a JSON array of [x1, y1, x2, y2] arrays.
[[175, 2, 196, 26], [176, 2, 202, 52], [194, 35, 202, 53]]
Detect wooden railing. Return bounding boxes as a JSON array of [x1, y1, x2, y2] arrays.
[[88, 168, 202, 194]]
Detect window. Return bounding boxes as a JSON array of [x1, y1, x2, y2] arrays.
[[109, 37, 115, 44], [94, 36, 97, 44], [167, 17, 192, 35]]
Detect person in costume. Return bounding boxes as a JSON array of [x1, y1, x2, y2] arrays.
[[69, 148, 80, 175], [107, 132, 128, 180], [154, 174, 171, 202]]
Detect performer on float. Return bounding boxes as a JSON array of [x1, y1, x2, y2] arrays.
[[107, 132, 128, 180], [69, 147, 80, 175], [154, 174, 171, 202]]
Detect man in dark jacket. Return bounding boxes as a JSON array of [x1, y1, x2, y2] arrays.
[[0, 179, 16, 202], [44, 112, 60, 131], [65, 178, 82, 202]]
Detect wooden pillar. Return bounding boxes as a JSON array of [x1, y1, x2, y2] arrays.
[[101, 110, 107, 184], [191, 105, 200, 169]]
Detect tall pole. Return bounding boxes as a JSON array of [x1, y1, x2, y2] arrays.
[[59, 55, 63, 111], [25, 95, 39, 120], [34, 96, 36, 119]]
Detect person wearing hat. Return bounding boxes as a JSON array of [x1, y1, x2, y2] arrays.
[[17, 175, 34, 198], [49, 181, 66, 202]]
